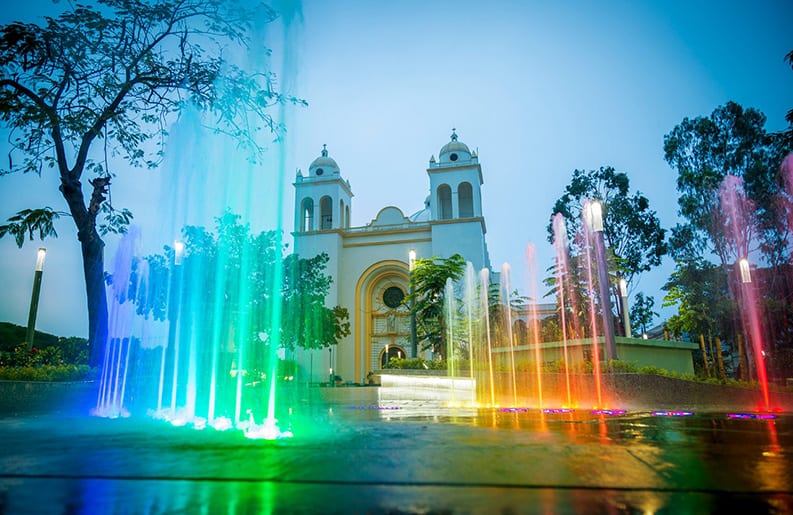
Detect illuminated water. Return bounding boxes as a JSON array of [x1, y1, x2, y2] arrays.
[[1, 400, 791, 513], [719, 175, 772, 412], [91, 2, 302, 438]]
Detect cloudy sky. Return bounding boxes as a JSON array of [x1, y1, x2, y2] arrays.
[[1, 0, 791, 338]]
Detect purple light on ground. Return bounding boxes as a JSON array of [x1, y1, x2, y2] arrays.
[[652, 411, 693, 417], [590, 409, 626, 416], [727, 413, 777, 420]]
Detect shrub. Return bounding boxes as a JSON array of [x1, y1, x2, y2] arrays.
[[384, 357, 446, 370], [0, 364, 96, 382], [606, 360, 639, 373]]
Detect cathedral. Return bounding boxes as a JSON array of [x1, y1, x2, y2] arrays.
[[292, 130, 492, 383]]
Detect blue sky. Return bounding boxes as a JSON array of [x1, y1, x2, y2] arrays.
[[1, 0, 791, 338]]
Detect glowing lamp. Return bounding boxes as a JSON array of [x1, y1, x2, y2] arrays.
[[739, 258, 751, 283], [408, 249, 416, 270], [589, 200, 604, 232], [619, 278, 627, 297], [174, 240, 185, 265], [35, 247, 47, 272]]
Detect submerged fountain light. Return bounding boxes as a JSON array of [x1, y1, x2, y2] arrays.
[[727, 413, 777, 420], [590, 409, 626, 416], [344, 405, 401, 410], [652, 411, 693, 417], [543, 408, 574, 414]]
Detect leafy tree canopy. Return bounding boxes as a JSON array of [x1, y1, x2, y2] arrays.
[[0, 0, 301, 365], [663, 101, 790, 265], [548, 166, 666, 286], [662, 258, 733, 340], [122, 212, 348, 353], [407, 253, 466, 359]]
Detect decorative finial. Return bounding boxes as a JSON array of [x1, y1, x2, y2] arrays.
[[321, 144, 328, 157], [451, 128, 458, 141]]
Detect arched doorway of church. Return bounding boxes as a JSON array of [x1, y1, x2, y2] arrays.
[[355, 261, 412, 380], [380, 345, 407, 368]]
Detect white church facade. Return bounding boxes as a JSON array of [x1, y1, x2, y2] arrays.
[[292, 130, 492, 383]]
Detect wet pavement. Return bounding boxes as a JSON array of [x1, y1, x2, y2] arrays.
[[0, 406, 791, 514]]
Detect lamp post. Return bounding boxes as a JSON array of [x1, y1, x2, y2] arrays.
[[589, 201, 617, 360], [738, 258, 770, 411], [619, 278, 631, 338], [25, 247, 47, 350], [329, 347, 334, 387], [408, 249, 418, 358], [168, 240, 185, 413]]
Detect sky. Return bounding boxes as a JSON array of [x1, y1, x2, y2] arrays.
[[1, 0, 791, 338]]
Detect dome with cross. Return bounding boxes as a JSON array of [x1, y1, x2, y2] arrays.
[[309, 144, 340, 177], [438, 129, 471, 165]]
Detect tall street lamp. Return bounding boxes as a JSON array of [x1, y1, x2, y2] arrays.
[[619, 278, 631, 338], [168, 240, 185, 413], [589, 201, 617, 360], [739, 257, 770, 411], [408, 249, 418, 358], [25, 247, 47, 350]]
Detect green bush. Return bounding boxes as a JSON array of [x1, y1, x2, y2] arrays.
[[0, 364, 96, 382], [605, 360, 639, 373], [384, 357, 446, 370]]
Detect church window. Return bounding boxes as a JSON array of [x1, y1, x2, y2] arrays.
[[438, 184, 452, 220], [320, 196, 333, 229], [345, 205, 351, 228], [301, 198, 314, 231], [339, 199, 346, 228], [459, 182, 474, 218], [450, 153, 458, 162], [383, 286, 405, 308]]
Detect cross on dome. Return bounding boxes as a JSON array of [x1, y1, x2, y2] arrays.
[[451, 129, 458, 141]]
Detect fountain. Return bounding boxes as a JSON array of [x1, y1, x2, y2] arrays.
[[88, 0, 304, 439]]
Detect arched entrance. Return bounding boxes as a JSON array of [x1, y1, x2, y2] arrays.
[[380, 345, 407, 367], [354, 261, 411, 380]]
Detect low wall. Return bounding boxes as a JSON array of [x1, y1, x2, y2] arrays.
[[2, 375, 790, 415], [379, 372, 793, 412], [0, 381, 98, 416], [606, 374, 793, 411]]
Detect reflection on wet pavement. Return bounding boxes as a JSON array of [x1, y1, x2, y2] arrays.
[[0, 408, 791, 513]]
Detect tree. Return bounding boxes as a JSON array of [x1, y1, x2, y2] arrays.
[[407, 253, 466, 360], [0, 1, 301, 366], [663, 101, 789, 266], [662, 259, 733, 338], [281, 253, 351, 352], [628, 292, 657, 337], [662, 258, 736, 377], [779, 50, 793, 149], [128, 213, 349, 358], [548, 166, 666, 328]]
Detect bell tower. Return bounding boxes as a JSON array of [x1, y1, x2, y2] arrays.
[[427, 129, 489, 270], [293, 145, 353, 234]]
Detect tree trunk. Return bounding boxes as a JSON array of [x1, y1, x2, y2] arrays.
[[82, 235, 108, 368], [699, 334, 711, 378], [60, 175, 108, 368], [714, 336, 727, 379]]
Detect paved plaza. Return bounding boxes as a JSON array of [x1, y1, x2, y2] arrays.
[[0, 405, 790, 513]]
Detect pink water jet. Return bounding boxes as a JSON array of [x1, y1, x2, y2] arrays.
[[581, 200, 604, 408], [552, 213, 574, 407], [525, 244, 544, 410], [719, 175, 771, 412]]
